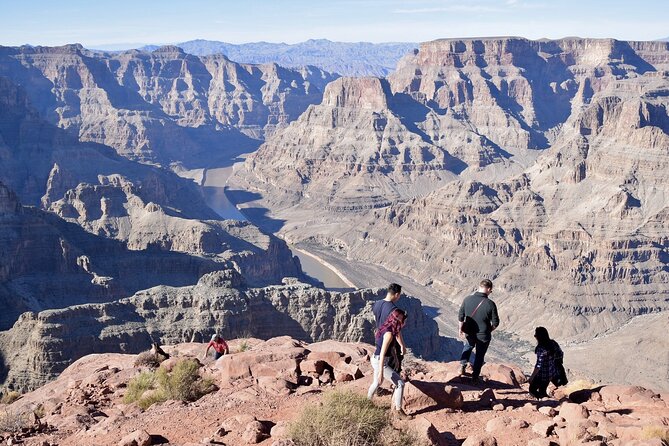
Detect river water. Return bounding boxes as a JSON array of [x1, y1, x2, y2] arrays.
[[199, 165, 354, 290]]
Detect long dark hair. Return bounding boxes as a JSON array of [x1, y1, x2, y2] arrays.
[[376, 309, 407, 339], [534, 326, 552, 350]]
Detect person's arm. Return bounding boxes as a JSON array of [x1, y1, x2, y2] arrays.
[[377, 332, 393, 386], [203, 342, 212, 359], [458, 301, 466, 338], [529, 349, 544, 382], [396, 331, 407, 356], [490, 302, 499, 331], [222, 339, 229, 355]]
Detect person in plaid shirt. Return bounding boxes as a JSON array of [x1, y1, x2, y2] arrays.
[[529, 326, 567, 399]]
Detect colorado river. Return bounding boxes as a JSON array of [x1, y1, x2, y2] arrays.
[[197, 164, 354, 290]]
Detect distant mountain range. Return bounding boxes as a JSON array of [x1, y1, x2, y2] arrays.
[[134, 39, 418, 77]]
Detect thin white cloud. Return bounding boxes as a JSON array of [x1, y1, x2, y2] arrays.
[[393, 5, 503, 14]]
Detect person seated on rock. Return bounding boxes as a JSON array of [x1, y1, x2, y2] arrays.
[[151, 342, 170, 361], [367, 304, 411, 420], [203, 334, 229, 360], [528, 326, 567, 399]]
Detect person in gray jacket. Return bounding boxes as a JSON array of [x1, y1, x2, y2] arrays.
[[458, 279, 499, 383]]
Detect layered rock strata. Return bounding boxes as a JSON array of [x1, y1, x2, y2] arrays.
[[228, 38, 669, 387], [0, 183, 300, 331], [0, 44, 338, 165], [0, 270, 440, 391]]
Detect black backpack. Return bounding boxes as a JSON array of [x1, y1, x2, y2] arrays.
[[386, 338, 404, 373]]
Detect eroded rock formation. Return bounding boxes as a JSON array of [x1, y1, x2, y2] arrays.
[[0, 270, 439, 391], [0, 44, 338, 166], [228, 38, 669, 387]]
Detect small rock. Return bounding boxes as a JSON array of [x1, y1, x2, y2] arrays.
[[532, 420, 556, 437], [318, 369, 333, 384], [242, 420, 270, 444], [485, 417, 511, 433], [414, 416, 447, 446], [403, 381, 438, 415], [492, 404, 505, 411], [220, 414, 257, 434], [510, 419, 529, 429], [300, 359, 326, 375], [478, 388, 496, 407], [117, 429, 151, 446], [523, 402, 537, 411], [271, 440, 296, 446], [558, 402, 589, 423], [462, 433, 497, 446], [538, 406, 557, 417], [527, 439, 559, 446], [270, 421, 290, 439]]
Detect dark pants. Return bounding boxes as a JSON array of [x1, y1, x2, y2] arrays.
[[529, 376, 550, 399], [460, 335, 490, 378], [214, 351, 224, 360]]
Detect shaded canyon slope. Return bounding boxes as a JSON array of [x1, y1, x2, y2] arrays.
[[0, 77, 302, 329], [0, 269, 440, 391], [0, 44, 338, 167], [229, 37, 669, 387]]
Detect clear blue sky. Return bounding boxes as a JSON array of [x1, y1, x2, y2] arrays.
[[0, 0, 667, 48]]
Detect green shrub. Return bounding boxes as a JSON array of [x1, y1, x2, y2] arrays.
[[123, 371, 156, 405], [124, 359, 215, 410], [289, 390, 425, 446], [237, 339, 250, 352], [0, 391, 21, 405], [156, 359, 215, 402]]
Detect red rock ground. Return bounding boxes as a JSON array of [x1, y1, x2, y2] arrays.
[[1, 337, 667, 446]]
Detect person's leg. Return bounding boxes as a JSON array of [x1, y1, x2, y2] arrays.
[[214, 351, 223, 360], [367, 356, 381, 399], [529, 376, 549, 398], [381, 362, 405, 410], [471, 339, 490, 379], [460, 335, 475, 369]]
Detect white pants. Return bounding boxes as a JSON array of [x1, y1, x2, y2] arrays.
[[367, 355, 404, 410]]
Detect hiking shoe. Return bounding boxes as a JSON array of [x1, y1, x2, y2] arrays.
[[393, 409, 414, 421], [472, 376, 481, 385]]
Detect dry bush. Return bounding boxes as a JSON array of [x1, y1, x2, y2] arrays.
[[123, 371, 156, 406], [134, 351, 162, 369], [156, 359, 215, 402], [237, 339, 250, 352], [0, 408, 30, 434], [290, 390, 425, 446], [123, 359, 215, 410], [642, 425, 669, 442], [0, 391, 21, 405]]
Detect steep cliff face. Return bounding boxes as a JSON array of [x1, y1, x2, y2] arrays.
[[228, 38, 669, 366], [0, 44, 338, 166], [0, 182, 301, 331], [232, 76, 462, 212], [0, 270, 440, 391], [0, 76, 300, 275]]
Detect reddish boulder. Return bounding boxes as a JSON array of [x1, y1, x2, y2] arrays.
[[117, 429, 151, 446]]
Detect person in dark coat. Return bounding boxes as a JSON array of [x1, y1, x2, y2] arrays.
[[458, 279, 499, 383], [529, 326, 567, 399]]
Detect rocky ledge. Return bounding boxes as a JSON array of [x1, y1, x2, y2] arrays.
[[0, 270, 440, 392], [1, 337, 667, 446]]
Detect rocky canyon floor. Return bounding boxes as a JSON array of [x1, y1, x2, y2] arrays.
[[2, 337, 668, 446]]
